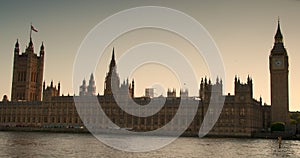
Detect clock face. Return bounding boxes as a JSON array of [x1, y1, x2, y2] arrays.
[[275, 60, 282, 66], [273, 59, 284, 69]]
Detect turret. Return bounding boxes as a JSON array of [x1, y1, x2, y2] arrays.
[[247, 75, 252, 86], [58, 82, 61, 96], [40, 42, 45, 57], [199, 78, 204, 99], [43, 81, 46, 91], [131, 79, 135, 98], [79, 78, 87, 96], [87, 73, 96, 96], [26, 37, 34, 53], [14, 39, 19, 55], [259, 96, 262, 105]]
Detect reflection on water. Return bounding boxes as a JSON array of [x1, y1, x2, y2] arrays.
[[0, 131, 299, 157]]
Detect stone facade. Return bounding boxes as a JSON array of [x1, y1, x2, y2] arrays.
[[0, 43, 271, 137], [11, 38, 44, 102]]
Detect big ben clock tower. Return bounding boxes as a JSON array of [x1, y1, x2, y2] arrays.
[[269, 20, 289, 125]]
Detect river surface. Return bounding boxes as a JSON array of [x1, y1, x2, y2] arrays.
[[0, 131, 299, 157]]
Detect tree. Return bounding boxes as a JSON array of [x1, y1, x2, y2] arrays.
[[271, 122, 285, 132], [290, 119, 297, 125]]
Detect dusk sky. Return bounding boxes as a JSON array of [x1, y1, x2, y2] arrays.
[[1, 0, 300, 111]]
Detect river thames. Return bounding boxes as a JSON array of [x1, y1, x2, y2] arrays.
[[0, 131, 299, 157]]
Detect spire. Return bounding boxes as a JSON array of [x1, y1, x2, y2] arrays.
[[80, 78, 87, 96], [58, 82, 61, 96], [131, 79, 135, 98], [89, 73, 95, 88], [247, 75, 252, 84], [40, 42, 45, 57], [90, 73, 94, 80], [275, 18, 283, 43], [14, 39, 20, 54], [88, 73, 96, 96], [271, 18, 287, 54], [83, 78, 86, 85], [109, 47, 116, 69], [40, 42, 44, 50], [43, 81, 45, 91], [259, 96, 262, 105], [26, 37, 34, 53], [112, 47, 115, 61], [15, 39, 19, 48]]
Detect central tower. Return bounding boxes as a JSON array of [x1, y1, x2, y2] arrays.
[[104, 48, 120, 96], [269, 20, 289, 124]]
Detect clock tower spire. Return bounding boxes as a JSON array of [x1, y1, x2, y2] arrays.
[[269, 19, 289, 125]]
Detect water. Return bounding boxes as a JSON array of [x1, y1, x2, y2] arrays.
[[0, 131, 299, 158]]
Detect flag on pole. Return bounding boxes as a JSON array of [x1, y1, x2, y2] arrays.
[[31, 25, 38, 32]]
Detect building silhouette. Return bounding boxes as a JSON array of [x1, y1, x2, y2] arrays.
[[0, 21, 292, 136]]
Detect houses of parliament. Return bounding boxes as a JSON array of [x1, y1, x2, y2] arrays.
[[0, 21, 292, 137]]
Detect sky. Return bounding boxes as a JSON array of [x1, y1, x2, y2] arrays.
[[0, 0, 300, 111]]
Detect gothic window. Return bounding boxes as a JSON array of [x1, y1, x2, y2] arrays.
[[24, 72, 26, 81], [239, 108, 245, 116], [34, 72, 37, 82], [225, 108, 229, 116], [18, 72, 21, 81], [146, 118, 151, 125], [239, 119, 245, 126]]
